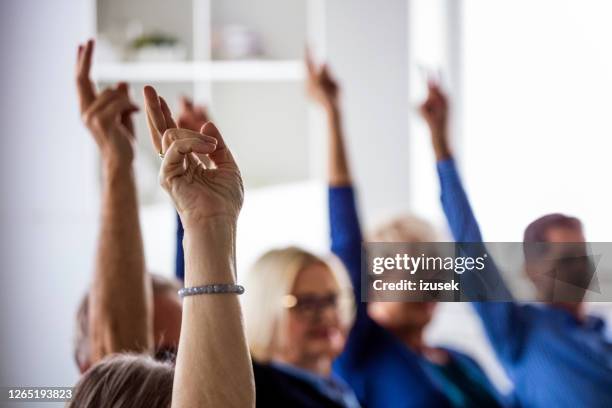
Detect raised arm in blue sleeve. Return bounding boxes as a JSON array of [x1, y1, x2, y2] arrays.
[[437, 158, 527, 362], [329, 186, 373, 343], [329, 186, 363, 302]]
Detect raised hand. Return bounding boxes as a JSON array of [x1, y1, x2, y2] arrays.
[[76, 39, 139, 168], [420, 80, 451, 161], [305, 49, 340, 110], [177, 96, 210, 132], [144, 86, 243, 228]]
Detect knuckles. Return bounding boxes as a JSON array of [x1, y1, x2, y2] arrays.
[[83, 112, 111, 133]]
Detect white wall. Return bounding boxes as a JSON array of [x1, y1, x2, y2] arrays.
[[324, 0, 412, 230], [0, 0, 97, 402], [461, 0, 612, 242]]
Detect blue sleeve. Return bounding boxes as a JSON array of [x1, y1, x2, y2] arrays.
[[437, 158, 512, 300], [176, 212, 185, 282], [329, 186, 363, 305], [437, 159, 482, 242], [329, 186, 373, 344], [437, 158, 527, 363]]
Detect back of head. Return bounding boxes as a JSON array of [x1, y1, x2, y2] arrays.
[[369, 214, 438, 243], [69, 354, 173, 408], [74, 273, 181, 373], [367, 214, 440, 330]]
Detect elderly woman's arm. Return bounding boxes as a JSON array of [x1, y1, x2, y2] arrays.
[[76, 39, 152, 367], [144, 86, 255, 408]]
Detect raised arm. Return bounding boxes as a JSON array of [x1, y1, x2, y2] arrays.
[[306, 51, 350, 187], [305, 52, 371, 343], [421, 83, 527, 360], [420, 81, 512, 297], [76, 39, 153, 365], [144, 86, 254, 408]]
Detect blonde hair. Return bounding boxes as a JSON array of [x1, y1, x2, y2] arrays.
[[243, 246, 354, 362], [369, 214, 438, 243]]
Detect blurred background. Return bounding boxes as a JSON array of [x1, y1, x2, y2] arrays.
[[1, 0, 612, 402]]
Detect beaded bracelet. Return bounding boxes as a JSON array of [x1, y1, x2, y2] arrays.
[[178, 283, 245, 298]]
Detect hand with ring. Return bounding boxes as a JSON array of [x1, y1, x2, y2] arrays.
[[143, 86, 244, 229]]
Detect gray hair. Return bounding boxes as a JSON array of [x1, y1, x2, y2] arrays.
[[74, 274, 181, 372], [69, 354, 173, 408]]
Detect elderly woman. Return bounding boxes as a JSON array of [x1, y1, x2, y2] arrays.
[[243, 246, 359, 407], [71, 39, 254, 407]]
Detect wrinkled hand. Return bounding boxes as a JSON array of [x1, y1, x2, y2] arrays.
[[76, 39, 139, 167], [305, 49, 339, 110], [177, 96, 210, 132], [420, 81, 451, 160], [144, 86, 243, 227]]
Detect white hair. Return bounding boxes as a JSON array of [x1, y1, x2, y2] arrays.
[[369, 214, 439, 243], [242, 246, 354, 362]]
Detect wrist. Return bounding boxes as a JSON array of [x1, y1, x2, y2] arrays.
[[102, 154, 133, 174], [325, 101, 341, 118], [430, 129, 452, 161], [182, 217, 238, 287], [433, 143, 452, 161]]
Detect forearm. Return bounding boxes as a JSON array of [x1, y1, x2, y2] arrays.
[[327, 104, 351, 187], [89, 162, 152, 362], [437, 158, 483, 243], [430, 128, 452, 162], [436, 159, 513, 300], [172, 220, 255, 408]]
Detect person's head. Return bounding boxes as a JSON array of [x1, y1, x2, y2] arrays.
[[244, 247, 354, 371], [523, 213, 588, 302], [74, 274, 183, 373], [69, 354, 173, 408], [367, 214, 439, 333]]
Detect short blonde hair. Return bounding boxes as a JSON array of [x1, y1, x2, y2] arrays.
[[369, 214, 438, 243], [243, 247, 354, 362]]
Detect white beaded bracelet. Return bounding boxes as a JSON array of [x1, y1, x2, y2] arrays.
[[178, 284, 245, 298]]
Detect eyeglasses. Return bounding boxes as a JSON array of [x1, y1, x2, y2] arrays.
[[282, 292, 341, 320]]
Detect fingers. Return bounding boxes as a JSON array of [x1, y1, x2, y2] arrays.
[[194, 105, 209, 122], [76, 39, 96, 113], [83, 87, 138, 130], [305, 46, 317, 79], [161, 128, 218, 154], [201, 122, 237, 169], [82, 88, 119, 126], [180, 96, 193, 112], [144, 85, 167, 152], [118, 82, 137, 135], [160, 138, 218, 187], [159, 96, 178, 129], [98, 92, 139, 128]]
